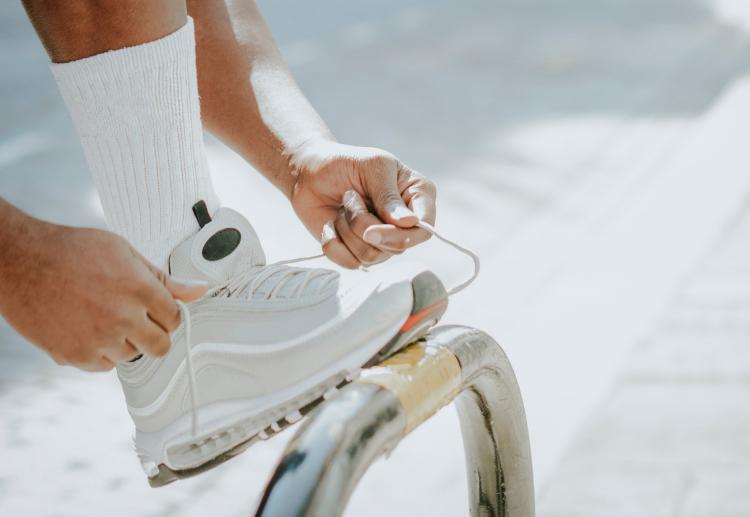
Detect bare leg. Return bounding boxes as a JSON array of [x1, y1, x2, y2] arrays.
[[22, 0, 186, 63]]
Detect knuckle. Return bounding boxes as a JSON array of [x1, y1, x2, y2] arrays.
[[334, 209, 348, 230], [112, 311, 134, 335], [165, 304, 182, 332], [413, 228, 432, 244], [321, 237, 338, 253], [385, 239, 408, 251], [365, 152, 391, 167], [139, 267, 167, 292], [423, 179, 437, 197], [362, 247, 384, 264], [148, 267, 168, 287], [348, 210, 369, 230], [377, 189, 401, 205], [370, 254, 391, 265], [131, 276, 155, 301], [115, 343, 139, 362], [335, 253, 360, 270], [95, 358, 115, 372], [151, 333, 171, 357]]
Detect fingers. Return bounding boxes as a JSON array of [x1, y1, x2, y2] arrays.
[[334, 213, 389, 266], [142, 259, 208, 303], [77, 356, 116, 373], [342, 190, 399, 253], [128, 315, 172, 358], [164, 276, 209, 303], [137, 258, 207, 333], [397, 164, 436, 244], [134, 273, 182, 334], [340, 189, 425, 252], [320, 220, 360, 269], [143, 285, 182, 334], [407, 190, 436, 226], [363, 158, 418, 228], [103, 340, 141, 363], [336, 195, 391, 265]]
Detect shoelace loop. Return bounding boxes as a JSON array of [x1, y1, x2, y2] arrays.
[[295, 221, 480, 295], [414, 220, 480, 296]]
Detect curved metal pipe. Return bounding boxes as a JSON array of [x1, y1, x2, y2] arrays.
[[254, 325, 534, 517]]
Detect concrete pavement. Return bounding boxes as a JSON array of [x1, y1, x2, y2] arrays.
[[539, 187, 750, 517]]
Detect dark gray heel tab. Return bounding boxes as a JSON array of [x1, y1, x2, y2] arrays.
[[192, 200, 212, 228]]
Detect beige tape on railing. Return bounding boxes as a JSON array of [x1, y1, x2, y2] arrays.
[[357, 342, 462, 434]]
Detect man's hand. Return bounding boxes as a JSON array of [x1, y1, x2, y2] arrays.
[[0, 210, 207, 372], [289, 140, 437, 268], [186, 2, 436, 267]]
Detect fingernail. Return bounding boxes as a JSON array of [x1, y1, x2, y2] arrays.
[[363, 229, 383, 245], [390, 205, 416, 220], [172, 277, 209, 288], [343, 190, 358, 206], [321, 221, 337, 245]]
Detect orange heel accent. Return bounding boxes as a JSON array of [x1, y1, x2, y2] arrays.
[[400, 299, 449, 333]]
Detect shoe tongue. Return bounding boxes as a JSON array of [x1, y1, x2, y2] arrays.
[[169, 205, 266, 286]]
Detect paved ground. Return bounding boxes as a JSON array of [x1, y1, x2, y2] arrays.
[[3, 0, 750, 515], [539, 188, 750, 516]]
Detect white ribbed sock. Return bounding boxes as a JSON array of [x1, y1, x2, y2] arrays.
[[50, 18, 219, 269]]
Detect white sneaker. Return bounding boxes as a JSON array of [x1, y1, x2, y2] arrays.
[[116, 202, 448, 486]]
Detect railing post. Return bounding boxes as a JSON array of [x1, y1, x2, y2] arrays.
[[254, 326, 534, 517]]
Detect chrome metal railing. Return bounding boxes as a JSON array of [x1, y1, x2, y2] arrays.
[[254, 326, 534, 517]]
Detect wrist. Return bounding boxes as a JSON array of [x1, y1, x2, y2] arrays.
[[0, 204, 64, 311], [284, 135, 339, 200], [0, 203, 37, 312]]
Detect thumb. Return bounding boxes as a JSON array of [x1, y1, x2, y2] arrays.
[[367, 163, 418, 228], [165, 276, 209, 302]]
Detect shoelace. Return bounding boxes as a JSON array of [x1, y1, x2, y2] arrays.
[[415, 221, 480, 296], [176, 221, 480, 438], [176, 300, 198, 436], [210, 259, 338, 300]]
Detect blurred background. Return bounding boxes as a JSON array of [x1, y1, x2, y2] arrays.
[[3, 0, 750, 515]]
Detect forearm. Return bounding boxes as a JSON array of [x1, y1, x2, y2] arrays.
[[189, 0, 334, 199]]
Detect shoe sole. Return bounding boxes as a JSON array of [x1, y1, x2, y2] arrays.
[[145, 270, 448, 487]]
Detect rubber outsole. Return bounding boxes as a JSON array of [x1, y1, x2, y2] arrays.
[[147, 270, 448, 487]]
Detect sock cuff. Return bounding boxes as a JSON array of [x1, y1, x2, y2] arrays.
[[50, 18, 198, 137], [49, 16, 219, 269]]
